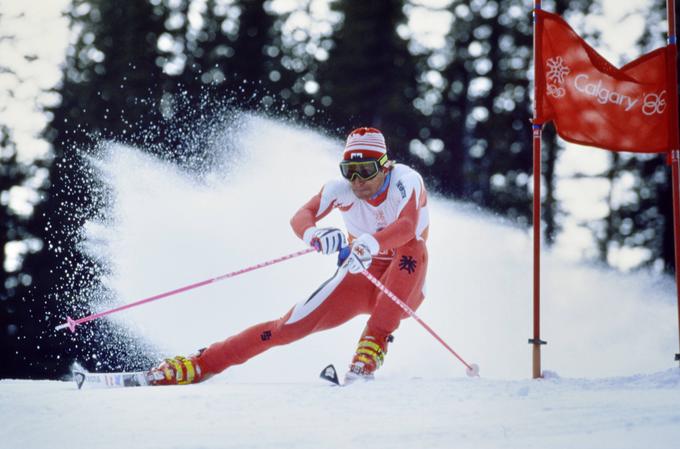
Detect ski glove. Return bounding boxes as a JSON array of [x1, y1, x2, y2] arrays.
[[346, 242, 373, 274], [305, 227, 347, 255]]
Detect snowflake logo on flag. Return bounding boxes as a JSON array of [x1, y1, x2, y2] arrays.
[[546, 57, 570, 84], [545, 57, 570, 99]]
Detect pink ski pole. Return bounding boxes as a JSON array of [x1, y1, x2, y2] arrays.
[[360, 269, 480, 377], [55, 247, 316, 333]]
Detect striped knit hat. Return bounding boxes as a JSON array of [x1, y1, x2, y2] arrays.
[[342, 127, 388, 162]]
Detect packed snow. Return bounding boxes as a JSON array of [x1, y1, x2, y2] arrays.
[[2, 116, 680, 448], [3, 370, 680, 449]]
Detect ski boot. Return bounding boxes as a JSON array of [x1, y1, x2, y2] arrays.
[[345, 328, 394, 383], [147, 351, 206, 386]]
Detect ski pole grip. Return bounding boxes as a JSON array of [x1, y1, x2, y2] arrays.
[[337, 245, 351, 266]]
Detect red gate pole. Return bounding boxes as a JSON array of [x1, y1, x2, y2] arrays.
[[672, 151, 680, 365], [531, 0, 547, 379], [668, 0, 680, 365]]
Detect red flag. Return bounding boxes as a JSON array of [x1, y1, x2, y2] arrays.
[[535, 10, 674, 153]]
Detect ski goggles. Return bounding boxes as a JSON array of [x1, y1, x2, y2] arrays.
[[339, 154, 388, 181]]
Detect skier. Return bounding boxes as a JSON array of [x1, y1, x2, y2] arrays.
[[149, 127, 430, 385]]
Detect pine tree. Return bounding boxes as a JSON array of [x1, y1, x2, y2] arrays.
[[630, 0, 677, 273], [585, 0, 676, 272], [273, 0, 334, 119], [317, 0, 421, 162], [30, 0, 170, 377], [185, 0, 297, 112], [439, 0, 534, 222], [0, 126, 42, 377], [0, 11, 58, 378], [419, 0, 475, 197], [425, 0, 593, 229]]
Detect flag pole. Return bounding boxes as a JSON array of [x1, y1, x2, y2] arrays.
[[531, 0, 547, 379], [667, 0, 680, 365], [672, 149, 680, 365]]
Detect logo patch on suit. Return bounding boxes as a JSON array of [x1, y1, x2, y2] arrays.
[[399, 255, 417, 274], [260, 330, 272, 341], [374, 210, 387, 229], [397, 180, 407, 199]]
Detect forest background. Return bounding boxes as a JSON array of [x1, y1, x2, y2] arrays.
[[0, 0, 676, 378]]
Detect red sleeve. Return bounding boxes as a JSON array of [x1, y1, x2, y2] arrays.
[[372, 191, 419, 250], [290, 189, 335, 239]]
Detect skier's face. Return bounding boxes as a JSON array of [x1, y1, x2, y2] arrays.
[[350, 170, 386, 200]]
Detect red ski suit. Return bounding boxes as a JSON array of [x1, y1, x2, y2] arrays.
[[196, 164, 429, 375]]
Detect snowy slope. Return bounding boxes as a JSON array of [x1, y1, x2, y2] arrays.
[[2, 370, 680, 449], [3, 115, 680, 449], [74, 115, 677, 381]]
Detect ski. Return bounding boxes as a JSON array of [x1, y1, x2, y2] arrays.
[[73, 370, 151, 390]]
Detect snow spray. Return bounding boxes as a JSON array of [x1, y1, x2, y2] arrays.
[[55, 248, 315, 333]]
